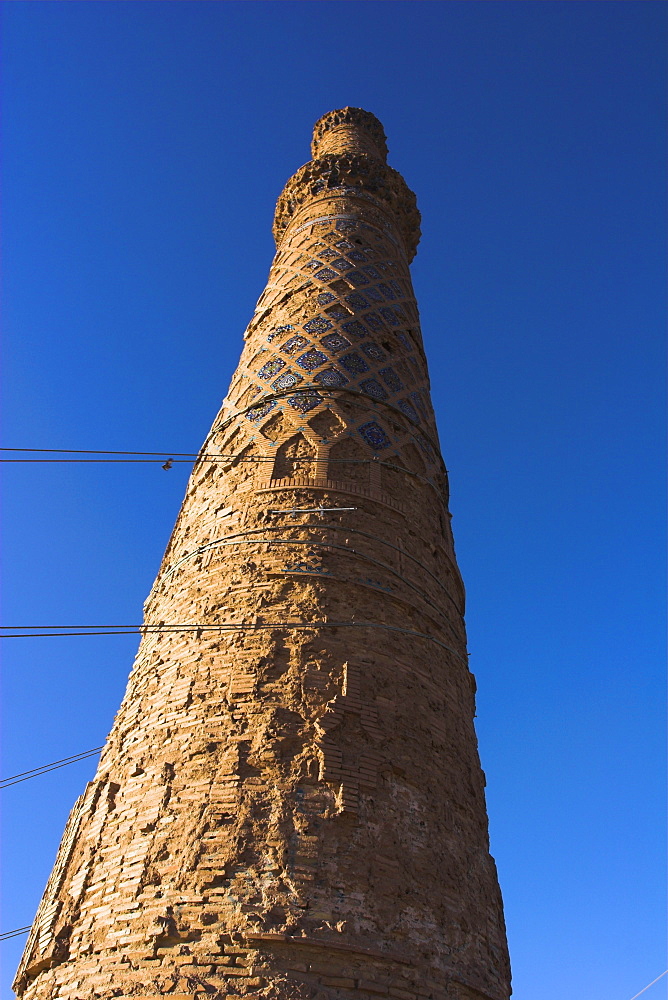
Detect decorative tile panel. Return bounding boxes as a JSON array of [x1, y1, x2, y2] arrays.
[[325, 305, 351, 321], [297, 348, 329, 371], [341, 320, 367, 340], [266, 324, 292, 343], [358, 421, 391, 450], [272, 371, 302, 391], [398, 399, 420, 423], [361, 342, 387, 363], [246, 399, 277, 422], [287, 390, 323, 413], [359, 378, 388, 401], [320, 333, 351, 353], [282, 335, 311, 356], [364, 312, 384, 332], [410, 391, 428, 418], [315, 267, 338, 282], [304, 316, 333, 335], [345, 293, 370, 310], [339, 352, 370, 375], [379, 367, 404, 392], [258, 357, 286, 380], [314, 367, 349, 388], [380, 307, 401, 326]]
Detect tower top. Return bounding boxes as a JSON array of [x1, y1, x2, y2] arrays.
[[311, 107, 388, 162], [274, 107, 421, 260]]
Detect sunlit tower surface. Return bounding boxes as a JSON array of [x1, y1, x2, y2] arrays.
[[15, 108, 511, 1000]]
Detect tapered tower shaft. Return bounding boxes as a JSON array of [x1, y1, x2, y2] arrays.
[[16, 108, 511, 1000]]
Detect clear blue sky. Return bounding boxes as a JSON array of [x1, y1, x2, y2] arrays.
[[1, 3, 665, 998]]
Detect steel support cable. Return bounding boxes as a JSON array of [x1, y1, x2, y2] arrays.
[[0, 748, 104, 789], [0, 926, 31, 941], [160, 522, 463, 614], [158, 535, 453, 630], [0, 450, 435, 480], [0, 448, 435, 476], [0, 621, 468, 663]]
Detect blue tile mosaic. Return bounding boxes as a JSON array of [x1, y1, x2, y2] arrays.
[[417, 433, 436, 462], [274, 323, 294, 337], [396, 361, 414, 385], [359, 378, 388, 401], [340, 352, 370, 375], [325, 306, 350, 321], [380, 367, 404, 392], [361, 341, 387, 362], [288, 391, 323, 413], [347, 270, 370, 287], [304, 260, 321, 271], [258, 357, 286, 380], [345, 293, 370, 311], [320, 332, 351, 353], [304, 316, 333, 335], [359, 421, 391, 450], [314, 368, 349, 388], [397, 332, 412, 350], [408, 358, 421, 381], [336, 220, 358, 232], [398, 399, 420, 424], [335, 239, 354, 251], [390, 280, 402, 295], [282, 335, 311, 356], [378, 283, 396, 300], [332, 257, 353, 271], [366, 286, 384, 303], [318, 248, 338, 261], [246, 399, 277, 422], [297, 348, 329, 371], [317, 292, 336, 305], [341, 320, 367, 340], [364, 266, 382, 280], [272, 371, 302, 391], [348, 250, 367, 262], [315, 267, 338, 282], [364, 312, 384, 332], [380, 307, 400, 327], [410, 391, 427, 418]]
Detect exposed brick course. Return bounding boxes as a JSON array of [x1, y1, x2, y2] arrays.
[[15, 109, 511, 1000]]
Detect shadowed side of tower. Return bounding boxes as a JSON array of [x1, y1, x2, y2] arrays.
[[15, 109, 511, 1000]]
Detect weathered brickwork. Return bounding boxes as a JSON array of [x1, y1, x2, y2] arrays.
[[15, 109, 511, 1000]]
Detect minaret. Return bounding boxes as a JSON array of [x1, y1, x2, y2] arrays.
[[15, 109, 511, 1000]]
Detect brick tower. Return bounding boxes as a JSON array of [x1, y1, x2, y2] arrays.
[[15, 109, 511, 1000]]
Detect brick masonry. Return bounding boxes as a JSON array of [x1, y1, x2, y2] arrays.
[[15, 108, 511, 1000]]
